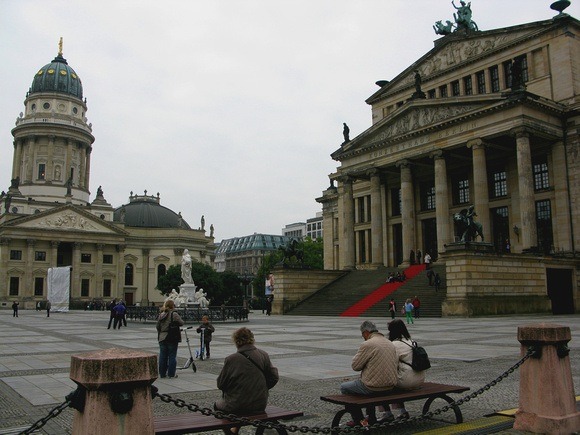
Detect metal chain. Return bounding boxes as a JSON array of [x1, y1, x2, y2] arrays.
[[18, 399, 72, 435], [155, 347, 536, 434]]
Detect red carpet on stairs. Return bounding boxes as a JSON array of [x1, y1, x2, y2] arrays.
[[340, 264, 426, 317]]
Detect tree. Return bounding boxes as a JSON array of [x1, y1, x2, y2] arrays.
[[301, 237, 324, 270], [156, 265, 183, 296]]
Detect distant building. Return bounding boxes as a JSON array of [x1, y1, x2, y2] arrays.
[[282, 222, 306, 239], [214, 233, 293, 274], [306, 212, 323, 240], [0, 44, 214, 308]]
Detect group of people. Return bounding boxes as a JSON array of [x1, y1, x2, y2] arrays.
[[409, 249, 431, 267], [389, 296, 421, 324], [156, 300, 277, 433], [107, 299, 127, 329], [12, 300, 51, 317], [341, 319, 426, 425], [386, 271, 407, 283]]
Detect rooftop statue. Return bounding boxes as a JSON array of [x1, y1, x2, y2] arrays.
[[433, 20, 454, 35], [434, 1, 478, 35], [343, 123, 350, 143]]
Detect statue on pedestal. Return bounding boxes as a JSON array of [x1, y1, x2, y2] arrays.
[[181, 249, 194, 284], [194, 288, 210, 308], [454, 205, 484, 242]]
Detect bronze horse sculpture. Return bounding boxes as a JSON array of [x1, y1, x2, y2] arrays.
[[454, 206, 484, 242], [279, 239, 304, 266]]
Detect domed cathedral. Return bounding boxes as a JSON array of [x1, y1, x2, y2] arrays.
[[317, 4, 580, 315], [0, 40, 215, 309]]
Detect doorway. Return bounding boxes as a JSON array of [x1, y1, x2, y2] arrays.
[[492, 207, 510, 253], [124, 292, 134, 306], [422, 218, 438, 260], [393, 224, 403, 266], [546, 268, 575, 314]]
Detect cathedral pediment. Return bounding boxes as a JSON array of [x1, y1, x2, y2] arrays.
[[3, 204, 128, 235]]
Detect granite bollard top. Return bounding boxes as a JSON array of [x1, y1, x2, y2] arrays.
[[517, 323, 571, 343]]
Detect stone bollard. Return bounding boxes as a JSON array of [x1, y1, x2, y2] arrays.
[[514, 323, 580, 434], [70, 348, 158, 435]]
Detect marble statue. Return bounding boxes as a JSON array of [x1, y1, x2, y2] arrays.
[[165, 288, 190, 307], [181, 249, 194, 284], [194, 288, 210, 308], [201, 215, 205, 230]]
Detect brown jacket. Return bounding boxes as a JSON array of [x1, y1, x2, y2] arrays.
[[156, 309, 184, 342], [215, 344, 279, 414], [352, 332, 398, 391]]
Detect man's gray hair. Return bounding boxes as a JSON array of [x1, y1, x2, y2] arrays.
[[360, 320, 378, 333]]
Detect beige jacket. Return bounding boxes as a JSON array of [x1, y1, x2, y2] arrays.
[[393, 338, 426, 389], [352, 332, 398, 391]]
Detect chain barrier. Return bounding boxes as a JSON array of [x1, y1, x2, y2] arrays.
[[154, 347, 536, 434], [16, 347, 535, 434]]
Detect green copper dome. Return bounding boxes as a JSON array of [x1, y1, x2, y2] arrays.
[[30, 53, 83, 99]]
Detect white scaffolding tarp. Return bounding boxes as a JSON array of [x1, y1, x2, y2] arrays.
[[47, 267, 70, 312]]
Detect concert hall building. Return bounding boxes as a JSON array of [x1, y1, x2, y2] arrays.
[[317, 7, 579, 314]]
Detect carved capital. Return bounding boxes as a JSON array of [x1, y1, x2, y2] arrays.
[[27, 239, 36, 247], [50, 241, 60, 248], [0, 237, 12, 245], [96, 243, 105, 251], [511, 127, 530, 139], [366, 168, 381, 178], [429, 150, 444, 160], [466, 138, 485, 150], [396, 159, 411, 169], [74, 242, 83, 249], [116, 244, 126, 253], [337, 175, 353, 185], [173, 248, 183, 256], [142, 248, 150, 256]]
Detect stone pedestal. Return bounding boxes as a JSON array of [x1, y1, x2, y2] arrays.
[[70, 348, 157, 435], [514, 324, 580, 433], [179, 283, 197, 303]]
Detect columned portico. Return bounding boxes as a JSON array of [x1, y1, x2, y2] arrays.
[[338, 176, 355, 269], [432, 151, 450, 254], [25, 239, 35, 295], [514, 129, 537, 250], [369, 169, 383, 266], [72, 242, 82, 297], [397, 160, 415, 266], [467, 139, 491, 242]]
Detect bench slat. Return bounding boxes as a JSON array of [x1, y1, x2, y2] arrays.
[[321, 382, 470, 406], [155, 405, 303, 434]]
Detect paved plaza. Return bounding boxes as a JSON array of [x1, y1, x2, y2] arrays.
[[0, 309, 578, 434]]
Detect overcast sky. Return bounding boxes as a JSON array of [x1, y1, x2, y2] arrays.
[[1, 1, 577, 241]]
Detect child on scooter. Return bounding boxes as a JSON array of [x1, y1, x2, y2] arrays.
[[196, 315, 215, 359]]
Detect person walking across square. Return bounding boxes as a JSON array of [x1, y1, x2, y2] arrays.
[[196, 315, 215, 359], [404, 299, 414, 324]]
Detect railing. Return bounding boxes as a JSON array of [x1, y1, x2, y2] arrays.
[[125, 306, 249, 323]]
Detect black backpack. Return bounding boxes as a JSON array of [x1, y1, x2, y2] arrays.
[[401, 340, 431, 371]]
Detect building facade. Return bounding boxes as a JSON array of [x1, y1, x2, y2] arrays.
[[0, 44, 215, 308], [317, 10, 579, 313]]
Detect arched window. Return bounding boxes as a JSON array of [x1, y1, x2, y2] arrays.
[[157, 264, 166, 279], [125, 263, 134, 286]]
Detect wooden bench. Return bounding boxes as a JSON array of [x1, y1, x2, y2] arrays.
[[154, 405, 304, 435], [320, 381, 470, 427]]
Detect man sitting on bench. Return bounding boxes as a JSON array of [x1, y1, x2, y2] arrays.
[[340, 320, 399, 426]]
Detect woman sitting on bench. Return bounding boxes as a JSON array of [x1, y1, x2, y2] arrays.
[[377, 319, 426, 422]]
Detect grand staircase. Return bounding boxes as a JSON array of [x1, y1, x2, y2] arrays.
[[288, 264, 446, 317]]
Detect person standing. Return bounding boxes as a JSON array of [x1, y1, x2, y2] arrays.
[[412, 296, 421, 319], [107, 299, 117, 329], [388, 298, 397, 320], [196, 315, 215, 359], [416, 250, 422, 265], [215, 327, 278, 433], [265, 273, 274, 315], [404, 299, 414, 324], [12, 301, 19, 317], [113, 301, 126, 329], [434, 273, 441, 292], [156, 300, 184, 379], [424, 252, 431, 269], [46, 300, 51, 317]]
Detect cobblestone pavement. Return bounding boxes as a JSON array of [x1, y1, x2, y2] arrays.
[[0, 309, 578, 434]]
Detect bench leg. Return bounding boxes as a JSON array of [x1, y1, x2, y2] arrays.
[[422, 394, 463, 423], [331, 406, 365, 428], [254, 421, 288, 435]]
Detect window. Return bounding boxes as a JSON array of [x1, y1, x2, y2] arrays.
[[476, 71, 486, 94], [463, 75, 473, 95], [489, 66, 500, 92], [453, 176, 470, 204], [34, 277, 44, 296], [38, 163, 46, 180], [533, 156, 549, 190], [536, 200, 553, 253], [517, 54, 529, 83], [103, 279, 112, 298], [125, 263, 134, 286], [491, 170, 507, 198], [10, 250, 22, 260], [81, 253, 92, 263], [157, 264, 167, 281], [10, 277, 19, 296], [391, 188, 402, 216], [81, 279, 90, 297], [427, 89, 436, 99], [439, 85, 448, 98], [503, 60, 512, 88], [35, 251, 46, 261], [421, 183, 436, 211], [103, 254, 113, 264], [451, 80, 460, 96]]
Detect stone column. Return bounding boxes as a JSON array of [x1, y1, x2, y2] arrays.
[[46, 136, 55, 182], [514, 129, 537, 249], [72, 242, 82, 298], [70, 348, 157, 435], [96, 244, 104, 298], [12, 140, 22, 180], [338, 176, 355, 270], [467, 139, 491, 241], [397, 160, 415, 267], [0, 237, 10, 297], [116, 245, 126, 299], [79, 146, 86, 189], [25, 136, 36, 182], [50, 241, 59, 268], [65, 139, 73, 183], [85, 146, 92, 190], [369, 169, 384, 267], [25, 239, 35, 298], [514, 324, 580, 433], [141, 248, 150, 306], [432, 151, 450, 254], [551, 141, 572, 251]]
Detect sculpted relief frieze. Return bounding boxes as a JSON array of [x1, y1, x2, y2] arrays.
[[28, 212, 101, 231], [367, 105, 479, 147]]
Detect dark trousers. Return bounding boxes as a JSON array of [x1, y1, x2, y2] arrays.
[[107, 312, 115, 329], [113, 315, 123, 329]]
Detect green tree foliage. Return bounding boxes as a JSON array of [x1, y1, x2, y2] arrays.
[[301, 237, 324, 270], [221, 270, 244, 305], [254, 250, 283, 296], [156, 265, 183, 295]]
